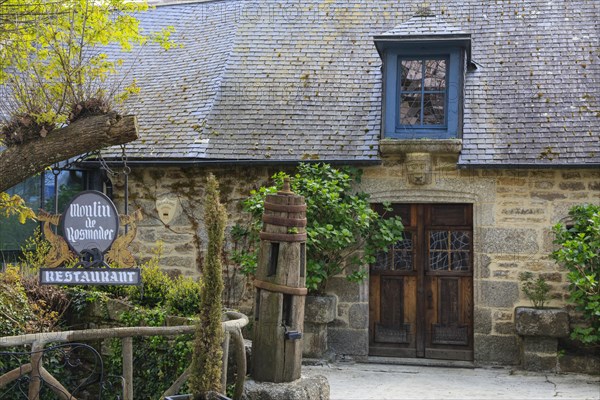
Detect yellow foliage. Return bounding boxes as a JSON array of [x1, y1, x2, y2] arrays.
[[0, 0, 175, 127], [0, 192, 36, 224]]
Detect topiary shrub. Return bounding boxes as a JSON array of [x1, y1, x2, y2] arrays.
[[552, 204, 600, 345], [189, 174, 226, 399]]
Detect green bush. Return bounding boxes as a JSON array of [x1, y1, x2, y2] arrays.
[[105, 307, 193, 400], [239, 163, 404, 292], [551, 204, 600, 345], [19, 227, 51, 272], [127, 243, 174, 308], [166, 275, 203, 317], [519, 272, 550, 309], [0, 266, 34, 336]]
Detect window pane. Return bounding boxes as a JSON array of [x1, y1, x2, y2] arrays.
[[401, 60, 422, 91], [0, 170, 87, 253], [430, 251, 449, 271], [393, 232, 413, 271], [0, 177, 41, 252], [400, 94, 422, 125], [451, 231, 471, 251], [451, 251, 471, 271], [372, 251, 389, 271], [424, 59, 446, 91], [45, 171, 86, 212], [429, 231, 448, 250], [423, 93, 445, 125]]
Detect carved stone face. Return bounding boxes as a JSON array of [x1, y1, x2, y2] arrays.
[[405, 153, 432, 185], [156, 195, 180, 225]]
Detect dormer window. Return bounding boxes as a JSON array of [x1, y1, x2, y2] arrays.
[[375, 13, 472, 140]]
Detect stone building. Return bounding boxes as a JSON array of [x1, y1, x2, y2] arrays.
[[91, 0, 598, 367]]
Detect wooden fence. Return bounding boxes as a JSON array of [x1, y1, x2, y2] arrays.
[[0, 311, 248, 400]]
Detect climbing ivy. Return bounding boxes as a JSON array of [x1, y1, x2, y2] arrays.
[[238, 163, 404, 292]]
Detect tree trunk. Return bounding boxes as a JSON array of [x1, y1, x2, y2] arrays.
[[0, 112, 138, 192]]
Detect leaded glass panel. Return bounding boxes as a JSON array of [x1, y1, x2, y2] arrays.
[[423, 93, 445, 125], [372, 250, 389, 271], [428, 230, 471, 271], [429, 231, 448, 250], [451, 251, 470, 271], [430, 251, 449, 271], [451, 231, 470, 251], [393, 232, 413, 271]]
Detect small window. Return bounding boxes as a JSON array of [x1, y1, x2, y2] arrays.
[[382, 47, 464, 139]]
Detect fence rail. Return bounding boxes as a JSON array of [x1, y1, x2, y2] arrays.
[[0, 311, 249, 400]]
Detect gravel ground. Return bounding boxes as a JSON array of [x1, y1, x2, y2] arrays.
[[302, 362, 600, 400]]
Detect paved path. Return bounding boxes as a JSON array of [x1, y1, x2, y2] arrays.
[[303, 362, 600, 400]]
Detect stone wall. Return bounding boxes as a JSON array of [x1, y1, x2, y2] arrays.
[[111, 165, 283, 312], [110, 161, 599, 365], [356, 158, 598, 365]]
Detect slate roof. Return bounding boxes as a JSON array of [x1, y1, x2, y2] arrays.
[[102, 0, 600, 166], [378, 13, 469, 37]]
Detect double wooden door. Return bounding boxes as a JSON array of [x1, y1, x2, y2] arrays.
[[369, 204, 473, 361]]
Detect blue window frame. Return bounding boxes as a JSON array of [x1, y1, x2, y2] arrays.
[[383, 47, 463, 139]]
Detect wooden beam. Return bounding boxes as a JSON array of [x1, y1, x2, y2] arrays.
[[0, 112, 138, 192], [0, 363, 32, 388]]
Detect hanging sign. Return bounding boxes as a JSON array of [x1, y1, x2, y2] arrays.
[[40, 191, 141, 286], [61, 191, 119, 254]]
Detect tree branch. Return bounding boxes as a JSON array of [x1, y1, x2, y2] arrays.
[[0, 112, 138, 192]]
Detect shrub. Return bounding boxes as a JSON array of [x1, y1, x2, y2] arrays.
[[0, 266, 67, 336], [519, 272, 550, 309], [166, 275, 203, 317], [239, 163, 404, 292], [126, 242, 174, 308], [105, 307, 193, 400], [19, 227, 51, 272], [0, 266, 34, 336], [551, 204, 600, 345]]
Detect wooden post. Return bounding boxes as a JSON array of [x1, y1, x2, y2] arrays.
[[122, 337, 133, 400], [232, 328, 246, 400], [221, 331, 230, 393], [252, 179, 307, 383], [28, 342, 43, 400]]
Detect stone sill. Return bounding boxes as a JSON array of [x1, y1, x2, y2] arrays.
[[379, 138, 462, 156]]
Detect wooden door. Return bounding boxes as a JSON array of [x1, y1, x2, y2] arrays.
[[369, 204, 473, 361]]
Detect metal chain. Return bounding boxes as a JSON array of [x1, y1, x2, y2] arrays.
[[50, 150, 101, 173], [97, 149, 118, 176]]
